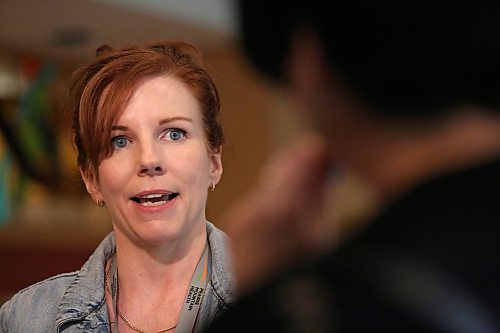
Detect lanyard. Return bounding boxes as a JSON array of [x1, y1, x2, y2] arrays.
[[108, 242, 211, 333]]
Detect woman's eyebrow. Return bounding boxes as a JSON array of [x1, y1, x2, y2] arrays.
[[111, 125, 128, 131], [110, 117, 193, 131], [159, 116, 193, 125]]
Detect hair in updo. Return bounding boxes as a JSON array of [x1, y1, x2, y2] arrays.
[[69, 40, 224, 178]]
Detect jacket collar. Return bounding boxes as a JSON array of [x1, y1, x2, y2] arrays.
[[55, 232, 115, 331], [53, 222, 236, 331], [206, 221, 237, 305]]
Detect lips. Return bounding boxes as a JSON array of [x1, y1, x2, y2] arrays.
[[131, 192, 179, 206]]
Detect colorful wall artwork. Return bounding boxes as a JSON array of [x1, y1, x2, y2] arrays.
[[0, 51, 83, 225]]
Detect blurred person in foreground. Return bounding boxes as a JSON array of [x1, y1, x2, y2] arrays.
[[207, 1, 500, 332], [0, 41, 236, 333]]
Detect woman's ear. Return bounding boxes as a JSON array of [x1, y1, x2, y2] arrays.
[[209, 151, 223, 187], [80, 169, 102, 203]]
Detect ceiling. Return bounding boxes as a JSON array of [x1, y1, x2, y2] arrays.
[[0, 0, 238, 62]]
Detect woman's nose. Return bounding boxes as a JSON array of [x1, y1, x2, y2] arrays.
[[138, 144, 165, 176]]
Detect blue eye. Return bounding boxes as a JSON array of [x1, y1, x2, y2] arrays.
[[112, 136, 129, 149], [167, 129, 186, 141]]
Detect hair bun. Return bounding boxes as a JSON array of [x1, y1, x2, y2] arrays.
[[95, 44, 113, 57]]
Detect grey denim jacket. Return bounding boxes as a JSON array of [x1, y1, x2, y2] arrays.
[[0, 221, 236, 333]]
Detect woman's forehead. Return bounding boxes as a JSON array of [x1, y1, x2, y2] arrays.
[[115, 75, 203, 125]]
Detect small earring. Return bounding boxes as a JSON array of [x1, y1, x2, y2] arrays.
[[96, 199, 105, 207], [210, 182, 216, 192]]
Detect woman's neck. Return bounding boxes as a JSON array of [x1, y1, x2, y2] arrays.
[[113, 223, 207, 293], [106, 223, 207, 332]]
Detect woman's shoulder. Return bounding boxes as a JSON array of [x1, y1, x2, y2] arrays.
[[10, 270, 78, 300], [0, 271, 78, 331]]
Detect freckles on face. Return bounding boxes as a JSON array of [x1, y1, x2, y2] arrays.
[[92, 75, 222, 242]]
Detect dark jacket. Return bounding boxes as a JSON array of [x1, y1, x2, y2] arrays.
[[208, 159, 500, 332]]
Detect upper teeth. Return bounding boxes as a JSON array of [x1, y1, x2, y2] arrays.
[[141, 194, 164, 199]]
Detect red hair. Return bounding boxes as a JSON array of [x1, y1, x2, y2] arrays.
[[69, 40, 224, 178]]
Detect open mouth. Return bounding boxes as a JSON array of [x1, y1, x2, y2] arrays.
[[131, 192, 179, 206]]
